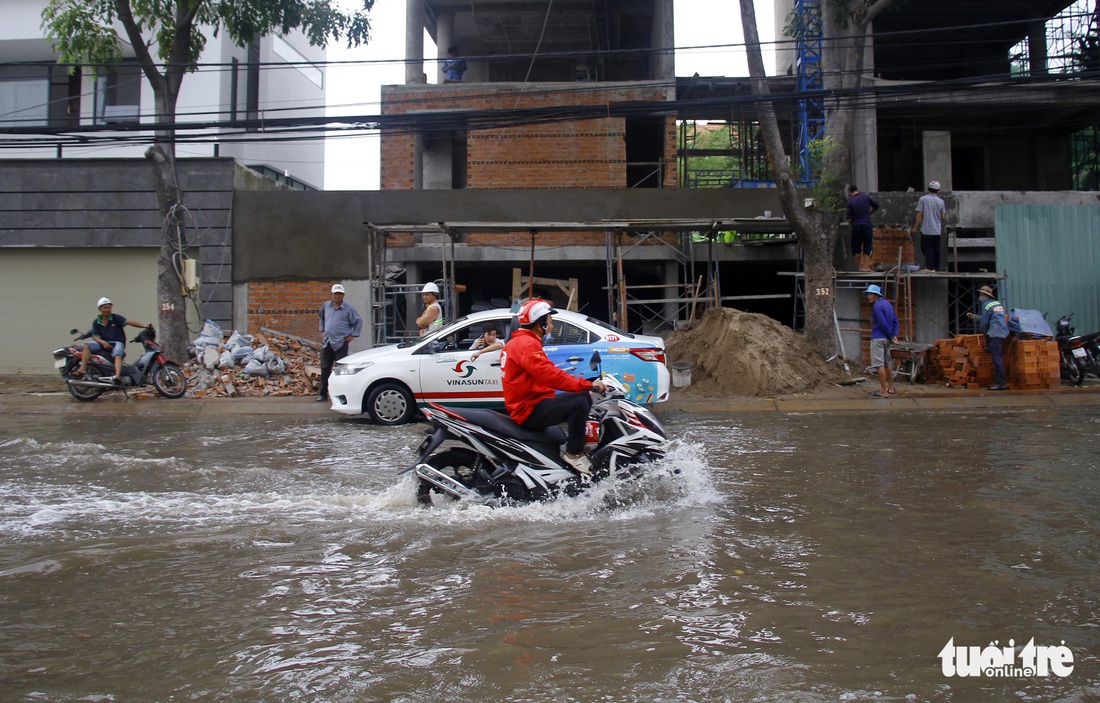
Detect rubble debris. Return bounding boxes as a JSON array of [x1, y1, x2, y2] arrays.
[[184, 329, 321, 398], [665, 307, 851, 397], [924, 335, 1059, 390]]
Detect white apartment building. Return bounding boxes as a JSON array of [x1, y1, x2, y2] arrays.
[[0, 0, 327, 189]]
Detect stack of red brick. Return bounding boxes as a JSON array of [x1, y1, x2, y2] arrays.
[[922, 335, 1059, 390], [1005, 339, 1061, 390]]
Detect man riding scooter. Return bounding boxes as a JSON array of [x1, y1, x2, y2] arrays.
[[500, 299, 607, 473], [77, 297, 151, 381]]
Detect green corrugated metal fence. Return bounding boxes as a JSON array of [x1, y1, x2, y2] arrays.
[[995, 204, 1100, 335]]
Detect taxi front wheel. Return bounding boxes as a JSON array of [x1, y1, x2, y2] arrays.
[[367, 382, 416, 425]]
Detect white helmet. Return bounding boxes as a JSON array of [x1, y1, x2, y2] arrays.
[[421, 282, 440, 294], [97, 297, 112, 307], [517, 298, 556, 326], [928, 180, 941, 191]]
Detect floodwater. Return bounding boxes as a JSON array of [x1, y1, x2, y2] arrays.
[[1, 408, 1098, 702]]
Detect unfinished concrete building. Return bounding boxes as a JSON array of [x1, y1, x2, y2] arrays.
[[339, 0, 1100, 351]]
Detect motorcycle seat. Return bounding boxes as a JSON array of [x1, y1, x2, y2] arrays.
[[449, 407, 567, 446]]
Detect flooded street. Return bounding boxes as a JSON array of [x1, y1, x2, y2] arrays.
[[1, 408, 1098, 702]]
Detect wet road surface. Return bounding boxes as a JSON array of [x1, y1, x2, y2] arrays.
[[1, 408, 1098, 701]]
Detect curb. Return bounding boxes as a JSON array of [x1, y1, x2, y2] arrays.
[[3, 386, 1099, 417]]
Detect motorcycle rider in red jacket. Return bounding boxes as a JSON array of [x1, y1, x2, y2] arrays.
[[501, 299, 607, 473]]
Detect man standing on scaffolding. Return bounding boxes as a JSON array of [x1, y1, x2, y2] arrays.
[[911, 180, 947, 272], [846, 184, 879, 272]]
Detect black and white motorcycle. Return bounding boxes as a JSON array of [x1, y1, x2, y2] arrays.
[[54, 326, 188, 401], [403, 353, 668, 506]]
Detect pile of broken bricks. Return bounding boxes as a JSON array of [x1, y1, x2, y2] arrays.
[[184, 328, 322, 398]]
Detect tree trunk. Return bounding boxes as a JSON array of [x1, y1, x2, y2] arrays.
[[738, 0, 837, 358], [145, 81, 190, 361]]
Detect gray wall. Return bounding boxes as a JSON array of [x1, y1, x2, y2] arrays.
[[231, 188, 786, 280], [0, 158, 279, 329]]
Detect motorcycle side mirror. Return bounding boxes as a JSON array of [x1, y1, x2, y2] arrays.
[[589, 351, 602, 371], [69, 329, 79, 335]]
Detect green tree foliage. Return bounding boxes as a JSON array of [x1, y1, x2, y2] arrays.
[[40, 0, 374, 359]]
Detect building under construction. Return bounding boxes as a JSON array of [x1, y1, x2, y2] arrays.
[[292, 0, 1098, 354]]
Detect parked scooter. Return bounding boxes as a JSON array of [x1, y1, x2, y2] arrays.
[[1079, 329, 1100, 379], [1053, 313, 1089, 386], [53, 326, 188, 401], [403, 352, 668, 506]]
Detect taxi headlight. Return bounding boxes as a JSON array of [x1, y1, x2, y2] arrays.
[[333, 361, 374, 376]]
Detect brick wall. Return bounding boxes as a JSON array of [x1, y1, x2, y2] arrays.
[[247, 281, 330, 341], [381, 84, 678, 248], [870, 227, 917, 269], [381, 83, 676, 193]]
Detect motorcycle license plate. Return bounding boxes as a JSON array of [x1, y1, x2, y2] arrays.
[[54, 358, 66, 369], [1072, 347, 1087, 358]]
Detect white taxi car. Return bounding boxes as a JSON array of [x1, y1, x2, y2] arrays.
[[327, 308, 670, 424]]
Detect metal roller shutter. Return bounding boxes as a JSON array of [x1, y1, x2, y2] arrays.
[[0, 248, 159, 374]]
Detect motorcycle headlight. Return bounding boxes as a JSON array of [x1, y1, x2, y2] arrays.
[[333, 361, 374, 376]]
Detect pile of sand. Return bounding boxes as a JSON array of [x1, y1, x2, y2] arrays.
[[665, 307, 850, 397]]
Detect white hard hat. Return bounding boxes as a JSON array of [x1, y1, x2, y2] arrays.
[[97, 297, 112, 307], [421, 282, 440, 294], [928, 180, 941, 191], [331, 283, 345, 293]]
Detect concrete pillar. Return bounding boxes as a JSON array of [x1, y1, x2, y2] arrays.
[[406, 264, 423, 338], [405, 0, 425, 84], [1028, 20, 1048, 76], [852, 105, 878, 192], [922, 131, 951, 191], [436, 12, 454, 83], [653, 0, 675, 81], [662, 260, 679, 331], [341, 279, 372, 352]]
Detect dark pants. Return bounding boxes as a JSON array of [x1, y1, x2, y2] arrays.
[[851, 223, 873, 256], [988, 336, 1006, 386], [319, 342, 349, 398], [921, 234, 941, 271], [521, 392, 593, 456]]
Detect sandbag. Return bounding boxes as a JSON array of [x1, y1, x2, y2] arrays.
[[199, 319, 223, 339], [225, 330, 255, 351], [217, 349, 235, 369], [243, 358, 270, 376]]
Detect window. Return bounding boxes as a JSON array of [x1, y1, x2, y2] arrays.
[[0, 66, 49, 128], [428, 319, 508, 352], [94, 62, 141, 124], [547, 320, 590, 346]]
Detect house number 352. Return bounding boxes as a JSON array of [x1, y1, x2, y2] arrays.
[[814, 287, 831, 297]]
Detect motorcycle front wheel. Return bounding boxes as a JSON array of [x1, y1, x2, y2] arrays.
[[1063, 353, 1085, 386], [416, 448, 480, 506], [152, 364, 188, 398]]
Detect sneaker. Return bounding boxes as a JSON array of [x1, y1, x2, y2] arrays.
[[561, 451, 592, 474], [989, 384, 1008, 391]]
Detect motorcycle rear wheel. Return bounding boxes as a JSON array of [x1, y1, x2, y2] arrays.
[[67, 380, 102, 401], [65, 370, 103, 402], [152, 364, 188, 398], [416, 448, 479, 506]]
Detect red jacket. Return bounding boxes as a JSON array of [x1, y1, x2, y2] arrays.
[[501, 328, 593, 424]]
